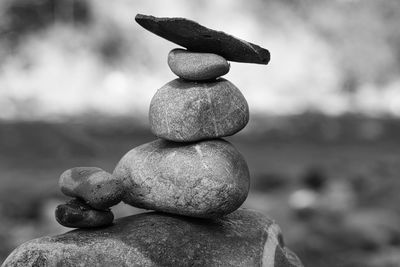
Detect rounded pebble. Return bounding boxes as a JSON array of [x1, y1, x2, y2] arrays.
[[55, 199, 114, 228], [59, 167, 124, 210], [113, 139, 250, 218], [168, 48, 230, 80], [149, 78, 249, 142]]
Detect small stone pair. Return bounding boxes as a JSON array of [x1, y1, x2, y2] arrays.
[[56, 167, 123, 228]]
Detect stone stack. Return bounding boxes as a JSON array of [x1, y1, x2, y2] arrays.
[[2, 14, 304, 267], [54, 14, 272, 226], [112, 14, 269, 219], [55, 167, 123, 227]]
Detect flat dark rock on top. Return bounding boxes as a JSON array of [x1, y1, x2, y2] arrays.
[[3, 209, 302, 267], [135, 14, 270, 64]]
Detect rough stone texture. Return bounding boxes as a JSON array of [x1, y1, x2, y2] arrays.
[[2, 209, 303, 267], [149, 78, 249, 142], [135, 14, 270, 65], [59, 167, 124, 210], [113, 139, 250, 218], [55, 199, 114, 228], [168, 48, 230, 81]]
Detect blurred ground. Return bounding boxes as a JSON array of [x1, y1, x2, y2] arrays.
[[2, 116, 400, 267]]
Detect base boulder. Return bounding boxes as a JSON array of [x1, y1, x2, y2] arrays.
[[2, 209, 303, 267]]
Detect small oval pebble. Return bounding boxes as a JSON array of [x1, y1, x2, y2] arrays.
[[55, 198, 114, 228], [149, 78, 249, 142], [168, 48, 230, 80], [113, 139, 250, 218], [59, 167, 124, 210]]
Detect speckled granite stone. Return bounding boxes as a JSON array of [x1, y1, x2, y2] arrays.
[[168, 48, 230, 81], [135, 14, 270, 65], [149, 78, 249, 142], [3, 209, 303, 267], [113, 139, 250, 218]]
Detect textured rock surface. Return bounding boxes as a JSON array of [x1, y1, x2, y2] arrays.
[[149, 78, 249, 142], [113, 139, 250, 218], [168, 48, 230, 81], [59, 167, 124, 210], [55, 199, 114, 228], [3, 209, 303, 267], [135, 14, 270, 65]]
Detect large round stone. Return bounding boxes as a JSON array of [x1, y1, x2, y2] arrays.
[[149, 78, 249, 142], [3, 209, 303, 267], [168, 48, 230, 81], [113, 139, 250, 218]]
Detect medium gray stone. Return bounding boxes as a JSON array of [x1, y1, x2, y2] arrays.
[[2, 209, 303, 267], [135, 14, 270, 65], [55, 198, 114, 228], [149, 78, 249, 142], [168, 48, 230, 81], [113, 139, 250, 218], [59, 167, 124, 210]]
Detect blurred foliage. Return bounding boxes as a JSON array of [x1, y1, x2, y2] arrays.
[[0, 0, 91, 48], [270, 0, 400, 88], [1, 0, 400, 118], [0, 0, 132, 66]]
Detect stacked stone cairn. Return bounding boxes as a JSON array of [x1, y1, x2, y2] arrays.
[[2, 14, 303, 267], [55, 14, 266, 226]]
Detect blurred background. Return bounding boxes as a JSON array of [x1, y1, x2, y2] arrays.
[[1, 0, 400, 266]]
